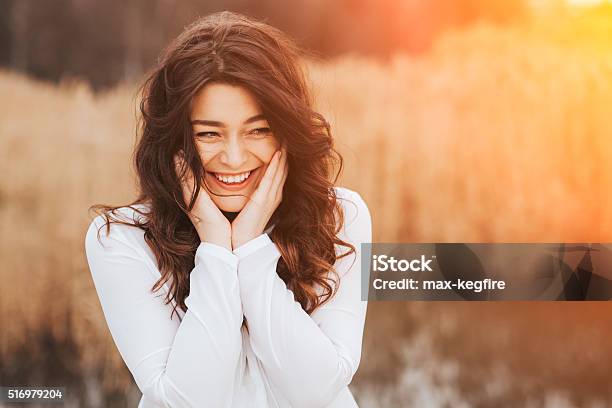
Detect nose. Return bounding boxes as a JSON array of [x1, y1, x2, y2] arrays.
[[219, 135, 248, 169]]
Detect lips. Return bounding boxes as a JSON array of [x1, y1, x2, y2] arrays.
[[213, 170, 252, 184], [206, 167, 261, 191]]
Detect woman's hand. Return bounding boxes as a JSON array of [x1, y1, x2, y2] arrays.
[[174, 153, 232, 250], [231, 149, 288, 249]]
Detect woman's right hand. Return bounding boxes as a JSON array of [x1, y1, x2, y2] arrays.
[[174, 153, 232, 250]]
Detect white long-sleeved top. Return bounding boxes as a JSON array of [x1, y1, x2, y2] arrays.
[[85, 186, 371, 408]]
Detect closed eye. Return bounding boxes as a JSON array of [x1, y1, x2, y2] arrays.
[[196, 131, 220, 139], [249, 127, 272, 137]]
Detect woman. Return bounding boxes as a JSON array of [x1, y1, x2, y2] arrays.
[[85, 11, 371, 408]]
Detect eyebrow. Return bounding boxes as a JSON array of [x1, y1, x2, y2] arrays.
[[190, 114, 267, 128]]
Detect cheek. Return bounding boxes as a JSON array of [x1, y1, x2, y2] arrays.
[[195, 143, 218, 167], [253, 137, 280, 164]]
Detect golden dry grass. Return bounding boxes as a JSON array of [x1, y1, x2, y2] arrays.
[[2, 18, 612, 406]]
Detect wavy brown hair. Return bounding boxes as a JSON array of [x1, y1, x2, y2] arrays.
[[91, 11, 355, 319]]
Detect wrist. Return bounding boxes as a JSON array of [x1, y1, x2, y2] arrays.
[[203, 234, 232, 251], [196, 225, 232, 251], [232, 230, 260, 249]]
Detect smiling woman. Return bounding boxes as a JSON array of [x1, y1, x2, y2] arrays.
[[190, 83, 280, 213], [85, 10, 371, 408]]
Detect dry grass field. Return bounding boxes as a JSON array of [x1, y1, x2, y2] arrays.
[[2, 17, 612, 407]]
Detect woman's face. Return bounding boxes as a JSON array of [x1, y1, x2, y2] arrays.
[[190, 82, 280, 212]]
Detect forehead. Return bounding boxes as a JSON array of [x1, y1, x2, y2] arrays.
[[190, 82, 262, 122]]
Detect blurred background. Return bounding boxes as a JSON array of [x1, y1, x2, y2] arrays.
[[2, 0, 612, 407]]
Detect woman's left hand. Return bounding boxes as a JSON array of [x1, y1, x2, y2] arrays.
[[231, 148, 288, 249]]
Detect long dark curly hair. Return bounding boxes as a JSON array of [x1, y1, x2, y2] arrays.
[[91, 11, 354, 319]]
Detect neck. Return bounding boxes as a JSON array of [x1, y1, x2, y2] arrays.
[[221, 210, 240, 223]]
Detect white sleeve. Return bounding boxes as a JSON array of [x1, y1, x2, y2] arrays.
[[85, 216, 243, 408], [233, 190, 371, 408]]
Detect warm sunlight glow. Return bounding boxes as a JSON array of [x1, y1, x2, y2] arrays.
[[566, 0, 610, 6]]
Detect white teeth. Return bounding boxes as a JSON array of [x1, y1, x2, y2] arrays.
[[214, 170, 252, 184]]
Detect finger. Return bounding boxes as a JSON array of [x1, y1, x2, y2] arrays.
[[272, 148, 285, 182], [173, 154, 187, 193], [270, 149, 288, 199], [173, 153, 185, 180], [274, 162, 288, 205], [174, 154, 198, 206], [270, 149, 286, 198], [281, 159, 288, 187], [174, 153, 193, 184], [198, 174, 217, 203], [256, 150, 281, 196]]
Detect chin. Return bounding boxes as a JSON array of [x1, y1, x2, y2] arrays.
[[213, 196, 248, 213]]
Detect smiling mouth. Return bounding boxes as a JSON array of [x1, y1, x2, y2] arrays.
[[207, 167, 260, 187]]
